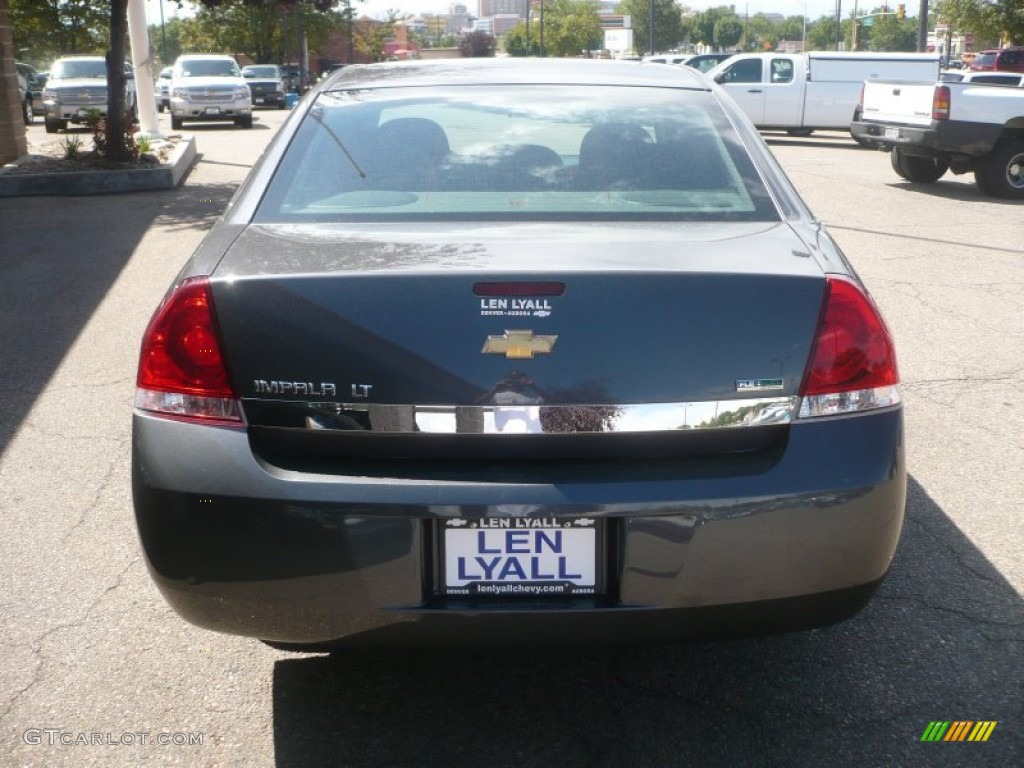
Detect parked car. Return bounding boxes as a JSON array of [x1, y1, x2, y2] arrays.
[[42, 55, 137, 134], [642, 54, 690, 65], [939, 69, 1024, 86], [682, 52, 736, 73], [155, 66, 172, 112], [169, 54, 252, 129], [133, 58, 905, 650], [969, 46, 1024, 73], [241, 64, 287, 108], [15, 62, 42, 123]]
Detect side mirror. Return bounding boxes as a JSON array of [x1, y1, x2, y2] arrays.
[[713, 73, 725, 84]]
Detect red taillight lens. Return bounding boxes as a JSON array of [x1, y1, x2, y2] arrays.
[[136, 276, 240, 423], [932, 85, 950, 120], [801, 277, 899, 397]]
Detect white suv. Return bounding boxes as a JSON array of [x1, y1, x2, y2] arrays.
[[170, 54, 252, 130]]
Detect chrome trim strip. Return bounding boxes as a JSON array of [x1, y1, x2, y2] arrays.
[[297, 397, 797, 435]]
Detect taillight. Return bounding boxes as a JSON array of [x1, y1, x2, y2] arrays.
[[135, 276, 241, 424], [797, 276, 900, 419], [932, 85, 950, 120]]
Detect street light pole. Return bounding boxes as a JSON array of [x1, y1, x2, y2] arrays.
[[649, 0, 654, 55], [835, 0, 842, 50]]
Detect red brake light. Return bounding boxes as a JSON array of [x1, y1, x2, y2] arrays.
[[932, 85, 950, 120], [801, 277, 899, 397], [136, 276, 240, 423]]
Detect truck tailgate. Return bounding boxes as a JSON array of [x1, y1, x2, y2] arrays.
[[861, 81, 936, 126]]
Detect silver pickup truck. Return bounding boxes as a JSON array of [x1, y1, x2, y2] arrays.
[[851, 76, 1024, 199]]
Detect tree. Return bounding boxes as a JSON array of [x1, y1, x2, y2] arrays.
[[867, 12, 918, 51], [936, 0, 1022, 46], [504, 21, 540, 57], [685, 5, 740, 50], [459, 29, 495, 57], [713, 15, 743, 49], [10, 0, 111, 63], [619, 0, 682, 54], [541, 0, 602, 57]]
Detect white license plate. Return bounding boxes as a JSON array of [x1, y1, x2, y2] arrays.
[[884, 127, 901, 140], [443, 518, 597, 596], [204, 107, 221, 115], [254, 98, 264, 104]]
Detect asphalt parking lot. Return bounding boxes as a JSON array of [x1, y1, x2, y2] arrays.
[[0, 109, 1021, 767]]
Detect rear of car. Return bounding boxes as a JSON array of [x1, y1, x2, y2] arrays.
[[170, 54, 252, 130], [970, 47, 1024, 73], [133, 59, 905, 648]]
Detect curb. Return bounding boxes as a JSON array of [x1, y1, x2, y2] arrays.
[[0, 135, 198, 197]]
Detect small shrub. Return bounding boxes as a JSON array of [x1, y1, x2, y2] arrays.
[[62, 135, 84, 160]]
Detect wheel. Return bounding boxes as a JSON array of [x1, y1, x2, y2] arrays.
[[171, 115, 183, 130], [277, 100, 286, 110], [157, 102, 164, 113], [23, 98, 33, 124], [787, 128, 814, 137], [973, 138, 1024, 199], [236, 115, 253, 129], [44, 118, 62, 134], [890, 148, 949, 183]]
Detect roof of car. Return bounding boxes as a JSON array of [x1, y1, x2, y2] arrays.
[[323, 58, 712, 92]]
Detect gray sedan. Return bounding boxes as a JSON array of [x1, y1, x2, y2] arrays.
[[132, 59, 905, 650]]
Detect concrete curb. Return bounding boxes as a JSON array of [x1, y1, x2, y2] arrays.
[[0, 135, 198, 197]]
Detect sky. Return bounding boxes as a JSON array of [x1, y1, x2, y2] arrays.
[[144, 0, 866, 27]]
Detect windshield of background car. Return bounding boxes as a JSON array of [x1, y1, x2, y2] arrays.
[[176, 59, 242, 78], [256, 84, 779, 223], [50, 59, 106, 79], [244, 66, 279, 77]]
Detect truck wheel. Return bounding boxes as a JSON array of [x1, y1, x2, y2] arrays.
[[973, 139, 1024, 199], [787, 128, 814, 137], [891, 148, 949, 183], [171, 116, 183, 130], [23, 98, 33, 124]]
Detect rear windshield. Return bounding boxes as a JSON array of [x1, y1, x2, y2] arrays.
[[255, 84, 779, 223], [972, 52, 997, 68]]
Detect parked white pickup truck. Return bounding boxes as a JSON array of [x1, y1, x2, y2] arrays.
[[851, 78, 1024, 198], [707, 52, 940, 138]]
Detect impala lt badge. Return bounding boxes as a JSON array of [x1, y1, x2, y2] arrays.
[[482, 330, 558, 359]]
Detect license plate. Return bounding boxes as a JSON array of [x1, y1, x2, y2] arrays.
[[204, 107, 221, 115], [442, 518, 598, 596], [884, 127, 901, 140], [254, 98, 264, 104]]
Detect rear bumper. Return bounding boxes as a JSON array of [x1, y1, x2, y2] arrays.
[[851, 119, 1002, 158], [132, 408, 905, 645]]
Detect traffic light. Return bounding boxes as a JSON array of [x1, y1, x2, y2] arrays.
[[897, 4, 906, 19]]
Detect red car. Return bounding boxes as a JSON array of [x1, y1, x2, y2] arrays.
[[969, 47, 1024, 73]]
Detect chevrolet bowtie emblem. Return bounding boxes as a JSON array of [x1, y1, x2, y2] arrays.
[[482, 330, 558, 359]]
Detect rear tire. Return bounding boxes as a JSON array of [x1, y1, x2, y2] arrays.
[[171, 116, 183, 130], [973, 139, 1024, 199], [44, 118, 62, 134], [236, 115, 253, 129], [23, 98, 33, 124], [890, 148, 949, 183], [787, 128, 814, 137]]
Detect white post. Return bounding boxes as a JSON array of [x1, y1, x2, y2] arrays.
[[127, 0, 164, 138]]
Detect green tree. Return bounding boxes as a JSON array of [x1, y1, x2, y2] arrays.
[[619, 0, 682, 54], [542, 0, 602, 57], [867, 12, 918, 51], [504, 19, 541, 57], [10, 0, 111, 63], [744, 14, 777, 51], [686, 5, 740, 50], [936, 0, 1022, 46], [714, 15, 743, 49], [806, 14, 851, 50]]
